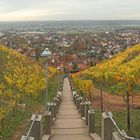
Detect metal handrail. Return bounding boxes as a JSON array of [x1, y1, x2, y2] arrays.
[[23, 89, 62, 139], [47, 103, 51, 112], [85, 98, 92, 110], [74, 95, 92, 111], [106, 111, 140, 140], [80, 98, 85, 104], [72, 87, 140, 140], [25, 103, 51, 139], [26, 113, 38, 139]]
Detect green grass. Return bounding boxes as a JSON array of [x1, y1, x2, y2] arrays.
[[114, 109, 140, 137], [95, 81, 140, 96], [48, 74, 62, 101], [94, 109, 140, 138], [0, 110, 31, 140], [39, 74, 63, 104], [0, 74, 62, 140]]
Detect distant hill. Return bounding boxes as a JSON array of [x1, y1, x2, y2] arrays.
[[0, 20, 140, 32], [0, 45, 61, 140]]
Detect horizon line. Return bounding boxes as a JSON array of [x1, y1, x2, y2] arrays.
[[0, 19, 140, 22]]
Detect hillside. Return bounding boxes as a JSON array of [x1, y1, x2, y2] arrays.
[[0, 45, 60, 140], [71, 42, 140, 109], [0, 45, 46, 101], [71, 44, 140, 137], [72, 44, 140, 96], [82, 44, 140, 82]]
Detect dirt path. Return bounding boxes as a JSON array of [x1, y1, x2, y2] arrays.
[[91, 88, 140, 111]]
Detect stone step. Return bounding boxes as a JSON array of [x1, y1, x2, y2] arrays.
[[52, 128, 88, 135], [49, 78, 91, 140], [50, 134, 91, 140]]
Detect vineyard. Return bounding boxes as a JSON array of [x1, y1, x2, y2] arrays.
[[0, 45, 60, 140], [71, 76, 93, 98], [72, 44, 140, 99], [71, 44, 140, 136], [1, 43, 140, 139]]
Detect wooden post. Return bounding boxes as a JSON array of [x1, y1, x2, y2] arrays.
[[76, 97, 80, 109], [54, 98, 59, 110], [100, 77, 104, 112], [102, 112, 113, 140], [72, 91, 77, 97], [126, 91, 130, 130], [50, 103, 55, 124], [88, 110, 95, 133], [30, 114, 42, 140], [53, 103, 57, 118], [85, 101, 90, 125], [44, 111, 51, 134], [74, 95, 79, 105], [80, 102, 85, 117]]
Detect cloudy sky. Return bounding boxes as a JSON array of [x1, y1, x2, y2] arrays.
[[0, 0, 140, 21]]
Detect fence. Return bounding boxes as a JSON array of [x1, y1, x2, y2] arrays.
[[72, 89, 140, 140], [21, 90, 62, 140]]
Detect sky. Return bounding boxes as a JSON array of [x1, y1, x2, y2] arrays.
[[0, 0, 140, 21]]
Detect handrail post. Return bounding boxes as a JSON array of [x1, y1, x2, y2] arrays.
[[85, 101, 91, 125], [53, 103, 57, 118], [29, 114, 42, 140], [54, 97, 59, 110], [80, 102, 85, 117], [74, 95, 79, 105], [72, 91, 77, 102], [88, 109, 95, 133], [44, 111, 51, 135], [76, 97, 80, 109], [57, 96, 61, 107], [50, 103, 55, 124], [102, 112, 113, 140]]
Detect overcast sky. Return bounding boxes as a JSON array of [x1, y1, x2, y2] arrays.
[[0, 0, 140, 21]]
